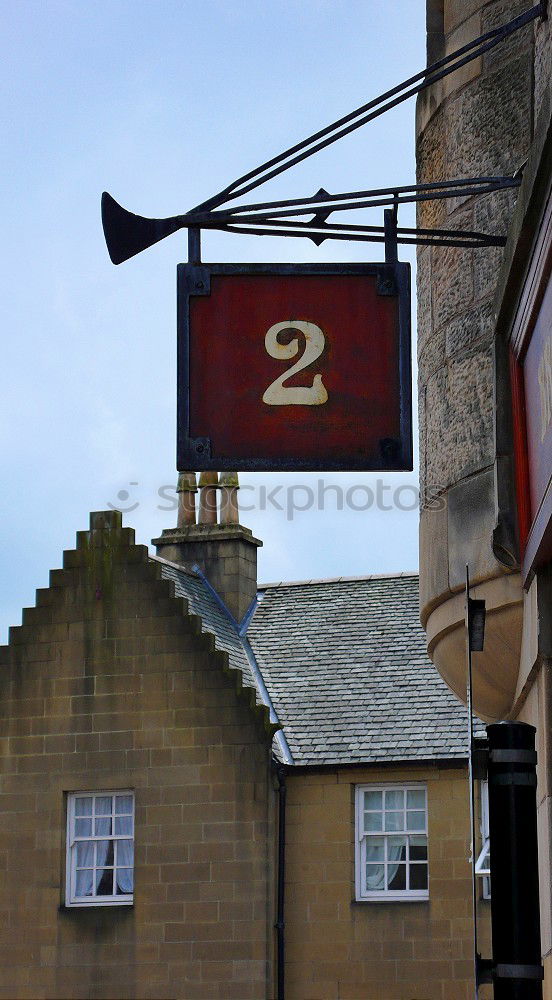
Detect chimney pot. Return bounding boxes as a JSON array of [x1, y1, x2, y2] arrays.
[[198, 471, 219, 525], [176, 472, 198, 527], [152, 471, 261, 623], [220, 471, 240, 525]]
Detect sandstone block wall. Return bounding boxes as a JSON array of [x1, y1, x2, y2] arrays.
[[417, 1, 552, 987], [0, 512, 275, 1000], [415, 1, 552, 722], [284, 765, 491, 1000], [417, 0, 535, 612]]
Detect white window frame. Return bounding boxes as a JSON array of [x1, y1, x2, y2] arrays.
[[65, 790, 135, 907], [475, 779, 491, 899], [355, 783, 429, 902]]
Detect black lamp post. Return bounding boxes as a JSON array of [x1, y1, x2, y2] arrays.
[[487, 721, 543, 999]]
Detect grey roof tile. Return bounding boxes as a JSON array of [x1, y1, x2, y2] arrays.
[[152, 557, 292, 763], [247, 575, 485, 766], [153, 557, 259, 696]]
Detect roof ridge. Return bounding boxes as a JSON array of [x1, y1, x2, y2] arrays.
[[156, 560, 280, 739], [150, 553, 199, 578], [155, 559, 292, 762], [258, 571, 419, 589]]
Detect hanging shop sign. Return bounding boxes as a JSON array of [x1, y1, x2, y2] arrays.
[[104, 2, 546, 478], [177, 261, 412, 472]]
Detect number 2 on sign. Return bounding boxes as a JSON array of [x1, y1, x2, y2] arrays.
[[262, 321, 329, 406]]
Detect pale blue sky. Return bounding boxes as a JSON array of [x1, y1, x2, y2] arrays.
[[1, 1, 425, 640]]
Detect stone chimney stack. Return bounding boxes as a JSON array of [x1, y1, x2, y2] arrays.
[[152, 471, 262, 624]]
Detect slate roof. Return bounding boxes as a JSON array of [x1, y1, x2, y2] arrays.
[[154, 556, 291, 761], [247, 574, 483, 766], [152, 558, 481, 767], [154, 557, 258, 694]]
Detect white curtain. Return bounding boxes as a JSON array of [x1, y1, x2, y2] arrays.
[[365, 838, 405, 891], [116, 840, 134, 893], [386, 841, 404, 889], [74, 842, 94, 897]]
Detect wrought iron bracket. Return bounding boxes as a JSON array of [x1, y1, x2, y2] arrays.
[[102, 2, 543, 263]]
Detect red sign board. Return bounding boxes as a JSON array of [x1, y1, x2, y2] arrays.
[[177, 263, 411, 472]]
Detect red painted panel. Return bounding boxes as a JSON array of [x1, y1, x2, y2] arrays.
[[523, 276, 552, 520], [521, 276, 552, 577], [510, 348, 531, 557], [185, 272, 408, 469]]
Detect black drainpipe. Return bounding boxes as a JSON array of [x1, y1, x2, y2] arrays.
[[276, 765, 287, 1000]]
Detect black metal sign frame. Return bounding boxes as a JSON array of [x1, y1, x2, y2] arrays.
[[177, 260, 412, 472]]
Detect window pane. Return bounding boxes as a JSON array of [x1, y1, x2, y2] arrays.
[[384, 811, 403, 832], [95, 817, 112, 836], [364, 811, 382, 832], [385, 789, 404, 810], [116, 868, 134, 894], [96, 840, 114, 867], [366, 838, 384, 863], [75, 797, 92, 816], [75, 869, 93, 897], [115, 795, 133, 815], [407, 789, 426, 809], [75, 818, 92, 837], [95, 796, 113, 816], [406, 811, 426, 831], [117, 840, 134, 867], [387, 836, 407, 863], [409, 836, 428, 861], [95, 869, 114, 895], [409, 864, 428, 890], [115, 815, 133, 836], [387, 864, 406, 890], [76, 842, 94, 867], [363, 791, 382, 810], [475, 840, 490, 875], [365, 864, 385, 891]]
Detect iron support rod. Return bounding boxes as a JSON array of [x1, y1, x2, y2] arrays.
[[187, 227, 201, 264], [207, 176, 520, 218], [209, 220, 506, 248], [197, 216, 499, 239], [221, 229, 503, 248], [188, 178, 520, 225], [384, 203, 398, 264]]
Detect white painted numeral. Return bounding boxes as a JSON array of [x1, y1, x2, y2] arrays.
[[262, 320, 328, 406]]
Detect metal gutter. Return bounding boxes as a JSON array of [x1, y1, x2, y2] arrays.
[[275, 765, 287, 1000]]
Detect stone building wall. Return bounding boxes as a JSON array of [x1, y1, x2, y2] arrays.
[[416, 1, 552, 718], [417, 1, 552, 992], [0, 512, 275, 1000], [284, 763, 491, 1000]]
